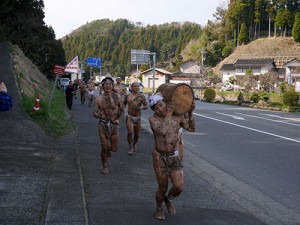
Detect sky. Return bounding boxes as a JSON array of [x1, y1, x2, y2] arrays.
[[43, 0, 227, 39]]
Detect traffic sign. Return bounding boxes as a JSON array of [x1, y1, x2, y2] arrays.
[[87, 57, 102, 67], [131, 49, 150, 65]]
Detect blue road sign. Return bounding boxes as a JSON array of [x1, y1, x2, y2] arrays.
[[87, 57, 102, 67]]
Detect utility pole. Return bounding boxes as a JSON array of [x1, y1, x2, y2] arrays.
[[201, 48, 205, 65]]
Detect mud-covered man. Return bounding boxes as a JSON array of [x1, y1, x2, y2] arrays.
[[123, 82, 148, 155], [148, 92, 195, 220], [113, 76, 126, 97], [93, 77, 124, 175]]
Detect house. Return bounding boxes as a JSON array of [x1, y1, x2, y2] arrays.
[[169, 71, 192, 84], [179, 59, 201, 73], [220, 64, 236, 82], [234, 59, 274, 75], [140, 68, 172, 89], [285, 59, 300, 91], [169, 59, 206, 87], [220, 59, 275, 83]]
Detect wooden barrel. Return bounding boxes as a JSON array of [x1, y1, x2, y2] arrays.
[[156, 83, 194, 115]]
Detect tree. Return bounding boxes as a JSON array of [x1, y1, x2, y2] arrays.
[[292, 12, 300, 43], [0, 0, 66, 78], [238, 23, 248, 44]]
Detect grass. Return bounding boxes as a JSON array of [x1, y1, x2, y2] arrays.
[[213, 90, 300, 112], [22, 83, 75, 137]]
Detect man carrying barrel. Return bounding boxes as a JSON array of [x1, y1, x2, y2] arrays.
[[148, 92, 195, 220]]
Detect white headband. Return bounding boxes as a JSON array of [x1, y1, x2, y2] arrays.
[[149, 92, 164, 109]]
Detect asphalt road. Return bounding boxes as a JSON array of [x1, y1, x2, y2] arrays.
[[141, 100, 300, 225], [71, 93, 264, 225]]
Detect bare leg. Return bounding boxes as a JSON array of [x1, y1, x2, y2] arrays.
[[164, 170, 184, 214], [99, 126, 110, 175], [152, 150, 169, 219], [133, 121, 141, 152], [126, 116, 134, 155]]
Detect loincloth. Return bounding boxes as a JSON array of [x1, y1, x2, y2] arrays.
[[153, 149, 183, 176], [98, 119, 118, 137], [126, 114, 141, 126]]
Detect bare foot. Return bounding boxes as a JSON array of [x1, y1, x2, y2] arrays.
[[155, 207, 165, 220], [128, 145, 133, 155], [102, 167, 109, 175], [164, 198, 176, 214]]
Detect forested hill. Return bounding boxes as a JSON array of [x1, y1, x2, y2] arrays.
[[61, 19, 202, 75]]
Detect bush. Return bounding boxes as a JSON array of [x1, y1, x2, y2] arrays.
[[204, 88, 216, 102], [282, 90, 300, 106], [258, 92, 269, 102], [250, 92, 259, 103]]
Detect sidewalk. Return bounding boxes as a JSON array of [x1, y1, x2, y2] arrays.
[[0, 41, 266, 225]]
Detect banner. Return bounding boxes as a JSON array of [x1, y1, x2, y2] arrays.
[[53, 65, 65, 75], [65, 56, 79, 73]]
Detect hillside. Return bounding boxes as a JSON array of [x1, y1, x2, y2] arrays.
[[11, 44, 49, 98], [213, 37, 300, 75]]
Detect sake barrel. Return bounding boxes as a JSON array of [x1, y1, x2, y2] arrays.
[[156, 83, 194, 115]]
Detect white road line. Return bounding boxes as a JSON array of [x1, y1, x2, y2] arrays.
[[216, 112, 245, 120], [236, 113, 300, 127], [258, 113, 300, 122], [194, 113, 300, 144]]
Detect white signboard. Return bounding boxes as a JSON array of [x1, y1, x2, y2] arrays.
[[131, 49, 150, 65], [65, 56, 79, 73]]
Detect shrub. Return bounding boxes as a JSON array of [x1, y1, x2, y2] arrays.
[[204, 88, 216, 102], [250, 92, 259, 103], [280, 82, 287, 93], [258, 92, 269, 102], [283, 90, 300, 106]]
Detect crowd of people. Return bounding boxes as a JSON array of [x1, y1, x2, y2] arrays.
[[91, 76, 195, 220], [3, 76, 195, 221]]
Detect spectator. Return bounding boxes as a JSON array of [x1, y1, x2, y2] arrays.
[[0, 82, 13, 111], [65, 81, 74, 110]]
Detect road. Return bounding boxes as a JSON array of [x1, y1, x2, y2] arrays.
[[140, 100, 300, 225]]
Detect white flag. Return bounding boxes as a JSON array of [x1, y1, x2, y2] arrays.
[[65, 56, 79, 73]]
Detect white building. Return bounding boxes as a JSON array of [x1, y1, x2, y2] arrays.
[[141, 68, 172, 89]]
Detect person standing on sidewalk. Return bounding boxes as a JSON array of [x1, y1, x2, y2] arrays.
[[0, 82, 13, 111], [65, 80, 74, 110], [93, 77, 124, 175], [148, 92, 195, 220], [123, 82, 148, 155]]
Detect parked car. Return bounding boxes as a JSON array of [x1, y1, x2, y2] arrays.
[[57, 77, 70, 91], [221, 82, 234, 91]]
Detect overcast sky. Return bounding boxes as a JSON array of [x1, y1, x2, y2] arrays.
[[43, 0, 227, 39]]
